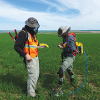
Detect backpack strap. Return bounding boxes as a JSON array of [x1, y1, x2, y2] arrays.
[[19, 30, 26, 34], [19, 30, 29, 51]]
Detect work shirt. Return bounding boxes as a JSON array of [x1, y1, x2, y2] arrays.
[[63, 34, 76, 57]]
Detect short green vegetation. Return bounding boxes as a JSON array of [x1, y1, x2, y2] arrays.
[[0, 32, 100, 100]]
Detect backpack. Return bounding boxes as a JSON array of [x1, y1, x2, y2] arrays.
[[62, 32, 83, 55], [67, 32, 83, 54]]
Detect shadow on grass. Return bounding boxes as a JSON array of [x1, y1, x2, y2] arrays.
[[0, 73, 27, 94], [41, 73, 58, 90]]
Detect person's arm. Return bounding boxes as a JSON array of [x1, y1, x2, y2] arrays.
[[14, 31, 27, 58]]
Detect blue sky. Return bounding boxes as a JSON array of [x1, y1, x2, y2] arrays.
[[0, 0, 100, 30]]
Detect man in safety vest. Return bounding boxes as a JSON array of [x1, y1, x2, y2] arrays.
[[14, 17, 46, 97], [56, 26, 77, 93]]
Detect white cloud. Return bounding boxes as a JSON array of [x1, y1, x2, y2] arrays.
[[30, 0, 65, 12], [0, 0, 100, 30], [0, 0, 70, 30], [40, 0, 65, 12], [55, 0, 100, 29], [56, 0, 99, 14]]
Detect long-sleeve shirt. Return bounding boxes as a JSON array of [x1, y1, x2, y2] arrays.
[[14, 25, 36, 58]]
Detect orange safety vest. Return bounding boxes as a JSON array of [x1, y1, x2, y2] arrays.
[[23, 33, 38, 58]]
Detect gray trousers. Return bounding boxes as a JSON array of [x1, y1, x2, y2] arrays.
[[59, 56, 75, 82], [26, 57, 39, 97]]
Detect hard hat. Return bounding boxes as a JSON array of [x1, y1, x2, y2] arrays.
[[58, 26, 71, 37]]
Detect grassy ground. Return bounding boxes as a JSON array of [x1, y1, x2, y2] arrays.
[[0, 32, 100, 100]]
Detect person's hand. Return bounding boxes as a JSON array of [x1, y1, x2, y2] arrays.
[[25, 54, 32, 62], [57, 45, 64, 49], [59, 42, 62, 46]]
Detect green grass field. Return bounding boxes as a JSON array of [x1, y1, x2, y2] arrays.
[[0, 32, 100, 100]]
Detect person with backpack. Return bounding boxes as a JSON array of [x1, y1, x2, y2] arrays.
[[14, 17, 46, 97], [56, 26, 77, 93]]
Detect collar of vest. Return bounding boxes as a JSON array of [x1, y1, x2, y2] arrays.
[[28, 32, 36, 41]]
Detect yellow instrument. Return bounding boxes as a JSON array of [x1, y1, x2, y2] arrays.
[[76, 42, 83, 54], [39, 43, 49, 48]]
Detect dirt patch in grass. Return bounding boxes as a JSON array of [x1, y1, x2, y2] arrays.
[[68, 93, 77, 100], [89, 83, 100, 92], [76, 74, 84, 86], [44, 73, 53, 75]]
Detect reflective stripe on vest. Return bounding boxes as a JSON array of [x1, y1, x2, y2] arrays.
[[24, 44, 37, 48], [23, 33, 38, 58]]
